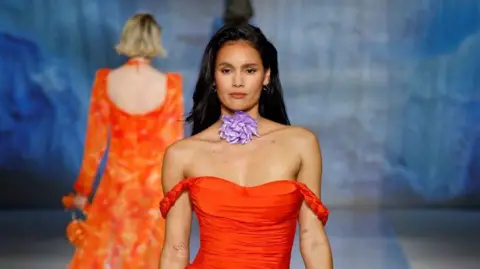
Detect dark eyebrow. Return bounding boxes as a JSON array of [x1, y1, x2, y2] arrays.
[[217, 62, 233, 67], [217, 62, 260, 68]]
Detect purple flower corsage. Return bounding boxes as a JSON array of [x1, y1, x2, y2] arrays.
[[219, 111, 260, 144]]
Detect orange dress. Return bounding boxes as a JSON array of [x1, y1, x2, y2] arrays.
[[69, 63, 183, 268], [160, 176, 329, 269]]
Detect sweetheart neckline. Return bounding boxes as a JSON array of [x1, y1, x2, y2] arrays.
[[160, 176, 330, 227], [184, 176, 298, 189]]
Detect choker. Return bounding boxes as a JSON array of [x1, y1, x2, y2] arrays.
[[125, 58, 150, 71], [125, 58, 150, 66], [219, 111, 260, 144]]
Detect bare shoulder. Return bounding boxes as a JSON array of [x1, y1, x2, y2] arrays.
[[164, 136, 198, 162], [281, 125, 320, 150], [109, 65, 167, 78], [289, 125, 317, 139], [151, 67, 168, 79], [106, 66, 129, 83], [285, 127, 323, 189], [162, 137, 201, 189], [281, 126, 321, 162]]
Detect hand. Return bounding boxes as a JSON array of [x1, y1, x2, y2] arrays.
[[73, 195, 88, 210]]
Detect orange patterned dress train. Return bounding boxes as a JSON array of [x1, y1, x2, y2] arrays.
[[67, 65, 183, 269]]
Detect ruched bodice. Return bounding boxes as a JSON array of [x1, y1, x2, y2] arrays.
[[160, 176, 329, 269]]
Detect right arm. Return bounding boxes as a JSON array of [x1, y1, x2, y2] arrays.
[[72, 70, 110, 205], [160, 143, 192, 268]]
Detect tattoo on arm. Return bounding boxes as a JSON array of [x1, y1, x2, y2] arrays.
[[173, 243, 188, 257]]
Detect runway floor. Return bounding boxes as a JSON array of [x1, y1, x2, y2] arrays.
[[0, 209, 478, 269]]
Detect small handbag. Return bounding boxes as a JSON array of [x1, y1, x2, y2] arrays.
[[62, 193, 91, 247]]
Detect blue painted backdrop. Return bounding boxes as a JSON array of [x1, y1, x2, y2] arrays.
[[0, 0, 478, 208]]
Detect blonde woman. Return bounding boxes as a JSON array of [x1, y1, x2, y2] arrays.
[[65, 13, 183, 268]]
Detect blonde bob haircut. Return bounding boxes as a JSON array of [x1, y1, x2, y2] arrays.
[[115, 13, 167, 58]]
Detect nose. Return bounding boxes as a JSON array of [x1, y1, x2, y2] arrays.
[[232, 72, 244, 88]]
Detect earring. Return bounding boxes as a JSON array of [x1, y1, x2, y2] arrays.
[[212, 85, 217, 92], [263, 85, 268, 91]]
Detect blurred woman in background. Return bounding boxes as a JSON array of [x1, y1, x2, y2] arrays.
[[63, 13, 184, 268], [212, 0, 255, 33]]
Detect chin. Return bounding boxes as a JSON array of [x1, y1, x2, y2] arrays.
[[225, 106, 247, 112], [223, 102, 256, 113]]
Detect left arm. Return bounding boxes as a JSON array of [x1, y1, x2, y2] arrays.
[[296, 129, 333, 269]]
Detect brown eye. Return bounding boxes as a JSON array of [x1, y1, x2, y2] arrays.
[[246, 68, 256, 74], [221, 69, 231, 74]]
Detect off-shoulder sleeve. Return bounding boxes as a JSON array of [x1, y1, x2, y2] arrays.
[[159, 177, 196, 218], [296, 182, 329, 226], [73, 69, 110, 197]]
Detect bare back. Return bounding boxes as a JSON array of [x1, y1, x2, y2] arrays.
[[107, 64, 167, 115]]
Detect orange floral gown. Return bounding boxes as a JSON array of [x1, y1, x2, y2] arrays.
[[68, 65, 183, 269]]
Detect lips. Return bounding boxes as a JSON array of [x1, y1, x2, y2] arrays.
[[229, 92, 247, 99]]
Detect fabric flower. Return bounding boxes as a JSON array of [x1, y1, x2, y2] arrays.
[[219, 111, 260, 144]]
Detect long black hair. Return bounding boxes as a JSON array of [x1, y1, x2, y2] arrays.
[[186, 24, 290, 135]]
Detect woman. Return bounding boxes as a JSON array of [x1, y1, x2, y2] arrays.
[[64, 13, 184, 268], [159, 24, 332, 268]]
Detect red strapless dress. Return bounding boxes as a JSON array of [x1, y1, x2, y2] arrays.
[[160, 176, 329, 269]]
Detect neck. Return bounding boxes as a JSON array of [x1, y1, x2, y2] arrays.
[[220, 105, 260, 120], [127, 57, 150, 65]]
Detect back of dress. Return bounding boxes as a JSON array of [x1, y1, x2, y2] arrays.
[[74, 59, 184, 199], [69, 59, 184, 269]]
